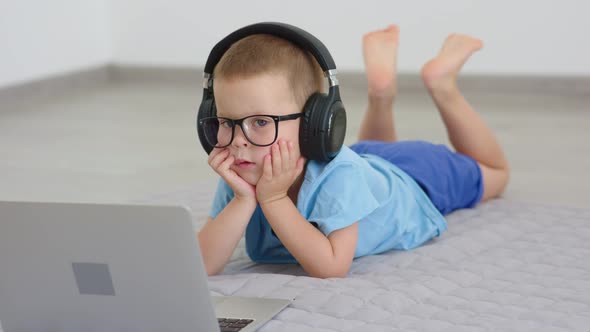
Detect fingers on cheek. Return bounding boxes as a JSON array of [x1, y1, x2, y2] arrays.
[[287, 141, 295, 165], [219, 155, 232, 170], [207, 151, 217, 165], [208, 154, 219, 167], [281, 141, 289, 163], [224, 154, 234, 165], [209, 156, 219, 168], [215, 151, 231, 168], [269, 145, 279, 170], [264, 155, 272, 178]]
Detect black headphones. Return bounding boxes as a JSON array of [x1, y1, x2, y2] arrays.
[[197, 22, 347, 161]]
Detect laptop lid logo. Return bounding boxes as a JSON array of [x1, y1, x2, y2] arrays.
[[72, 262, 116, 296]]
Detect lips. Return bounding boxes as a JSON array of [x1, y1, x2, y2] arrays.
[[234, 158, 255, 167]]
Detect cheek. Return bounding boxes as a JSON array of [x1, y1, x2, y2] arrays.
[[277, 128, 301, 154], [253, 148, 272, 164]]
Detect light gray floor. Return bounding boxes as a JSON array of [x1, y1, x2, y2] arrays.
[[1, 76, 589, 209]]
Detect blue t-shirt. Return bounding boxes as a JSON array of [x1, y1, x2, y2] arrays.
[[209, 146, 448, 263]]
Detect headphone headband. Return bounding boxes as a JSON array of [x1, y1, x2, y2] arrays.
[[204, 22, 337, 75]]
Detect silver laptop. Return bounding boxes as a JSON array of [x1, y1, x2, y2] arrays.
[[0, 201, 290, 332]]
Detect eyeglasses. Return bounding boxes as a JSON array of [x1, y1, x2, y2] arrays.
[[198, 113, 303, 148]]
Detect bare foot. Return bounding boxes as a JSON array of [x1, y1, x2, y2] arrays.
[[363, 24, 400, 99], [421, 34, 483, 95]]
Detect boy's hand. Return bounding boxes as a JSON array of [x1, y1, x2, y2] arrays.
[[208, 148, 256, 201], [256, 140, 305, 205]]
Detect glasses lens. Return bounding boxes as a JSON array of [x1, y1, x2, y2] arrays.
[[201, 117, 233, 147], [242, 116, 276, 146]]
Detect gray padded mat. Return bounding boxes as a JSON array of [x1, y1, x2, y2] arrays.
[[139, 179, 590, 331]]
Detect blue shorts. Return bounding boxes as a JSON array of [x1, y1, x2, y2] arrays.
[[349, 140, 484, 215]]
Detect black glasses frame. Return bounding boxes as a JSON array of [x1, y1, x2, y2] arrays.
[[199, 112, 303, 148]]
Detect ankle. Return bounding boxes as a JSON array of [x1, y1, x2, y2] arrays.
[[426, 83, 461, 102], [368, 95, 395, 112]]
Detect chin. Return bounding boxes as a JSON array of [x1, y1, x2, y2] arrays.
[[233, 168, 261, 186], [242, 174, 260, 186], [245, 177, 259, 186]]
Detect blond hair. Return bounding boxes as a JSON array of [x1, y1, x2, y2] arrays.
[[213, 34, 325, 109]]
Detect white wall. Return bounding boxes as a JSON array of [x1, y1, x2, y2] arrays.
[[0, 0, 111, 88], [110, 0, 590, 76], [1, 0, 589, 89]]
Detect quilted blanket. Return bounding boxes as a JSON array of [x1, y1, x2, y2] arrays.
[[140, 179, 590, 331]]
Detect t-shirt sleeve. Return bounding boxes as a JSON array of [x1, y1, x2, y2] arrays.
[[209, 178, 235, 219], [307, 162, 380, 236]]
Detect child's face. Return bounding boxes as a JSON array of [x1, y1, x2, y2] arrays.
[[213, 73, 302, 186]]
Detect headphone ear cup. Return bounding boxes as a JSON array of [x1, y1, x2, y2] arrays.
[[324, 100, 346, 159], [300, 93, 347, 161], [197, 97, 217, 154], [300, 93, 331, 161], [300, 93, 322, 160]]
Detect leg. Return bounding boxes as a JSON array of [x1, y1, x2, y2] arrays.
[[358, 24, 399, 142], [421, 34, 510, 201]]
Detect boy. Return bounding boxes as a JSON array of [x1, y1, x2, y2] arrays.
[[197, 24, 510, 278]]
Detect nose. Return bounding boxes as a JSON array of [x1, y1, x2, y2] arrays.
[[231, 124, 249, 147]]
